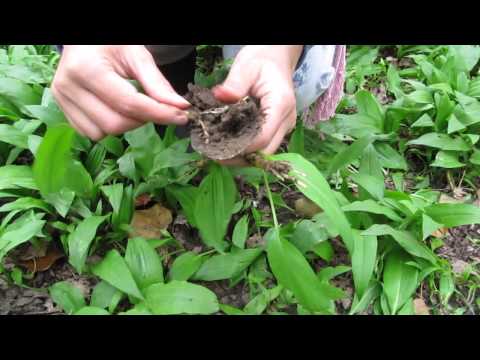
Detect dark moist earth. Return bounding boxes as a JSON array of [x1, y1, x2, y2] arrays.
[[185, 84, 263, 161]]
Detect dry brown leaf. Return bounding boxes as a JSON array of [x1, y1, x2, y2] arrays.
[[431, 228, 449, 239], [414, 298, 430, 315], [294, 197, 322, 218], [130, 204, 173, 239], [18, 241, 48, 261], [18, 246, 65, 274]]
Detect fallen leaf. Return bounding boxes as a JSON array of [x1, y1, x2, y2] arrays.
[[452, 259, 469, 274], [439, 194, 463, 204], [414, 298, 430, 315], [18, 246, 65, 273], [18, 241, 48, 261], [431, 228, 449, 238], [135, 193, 152, 208], [130, 204, 173, 239], [294, 197, 322, 218]]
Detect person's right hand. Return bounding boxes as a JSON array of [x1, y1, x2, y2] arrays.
[[51, 45, 191, 141]]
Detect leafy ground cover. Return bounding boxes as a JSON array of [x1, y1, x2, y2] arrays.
[[0, 45, 479, 315]]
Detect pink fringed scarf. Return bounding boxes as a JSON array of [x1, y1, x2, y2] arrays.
[[302, 45, 346, 127]]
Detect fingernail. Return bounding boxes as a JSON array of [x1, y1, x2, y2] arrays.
[[175, 111, 189, 124]]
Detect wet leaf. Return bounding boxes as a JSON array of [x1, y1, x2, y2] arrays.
[[49, 281, 86, 315], [19, 246, 64, 273]]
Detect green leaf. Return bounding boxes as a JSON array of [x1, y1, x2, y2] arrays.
[[288, 120, 305, 156], [411, 113, 434, 128], [0, 165, 37, 191], [48, 281, 86, 315], [266, 230, 337, 314], [362, 225, 437, 264], [374, 143, 408, 170], [45, 189, 75, 218], [0, 212, 45, 263], [352, 231, 377, 298], [168, 251, 205, 282], [166, 185, 199, 228], [99, 135, 124, 157], [349, 281, 381, 315], [272, 153, 355, 253], [291, 219, 328, 254], [317, 266, 351, 283], [0, 77, 41, 111], [397, 298, 414, 315], [101, 184, 133, 232], [470, 148, 480, 165], [326, 135, 375, 176], [439, 272, 455, 305], [312, 241, 334, 262], [243, 285, 283, 315], [125, 237, 164, 290], [447, 113, 466, 134], [356, 90, 384, 129], [422, 214, 444, 241], [407, 133, 470, 151], [0, 197, 51, 213], [25, 104, 67, 127], [431, 151, 465, 168], [193, 248, 263, 281], [424, 203, 480, 228], [145, 281, 219, 315], [350, 172, 385, 200], [0, 124, 29, 148], [360, 144, 384, 179], [73, 307, 110, 315], [383, 249, 419, 314], [68, 215, 107, 274], [90, 280, 123, 312], [91, 249, 144, 300], [194, 164, 237, 252], [33, 124, 93, 199], [342, 200, 402, 222], [232, 214, 249, 249]]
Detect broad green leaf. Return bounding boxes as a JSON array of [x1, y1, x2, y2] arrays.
[[0, 124, 29, 148], [220, 304, 247, 315], [48, 281, 86, 315], [168, 251, 205, 281], [291, 219, 328, 254], [422, 214, 444, 241], [397, 298, 415, 315], [342, 200, 402, 222], [360, 144, 383, 179], [243, 285, 283, 315], [125, 237, 164, 290], [0, 165, 37, 191], [0, 212, 45, 263], [350, 172, 385, 200], [193, 248, 263, 281], [288, 120, 305, 156], [362, 225, 437, 264], [99, 135, 124, 157], [326, 135, 375, 176], [266, 230, 337, 314], [101, 184, 133, 231], [25, 104, 67, 127], [152, 146, 200, 172], [411, 113, 434, 128], [33, 124, 93, 199], [312, 241, 334, 262], [470, 149, 480, 165], [424, 203, 480, 228], [407, 133, 470, 151], [439, 272, 455, 305], [317, 266, 351, 283], [431, 151, 465, 168], [447, 113, 466, 134], [145, 281, 219, 315], [356, 90, 384, 128], [374, 143, 408, 170], [0, 197, 51, 213], [349, 281, 381, 315], [406, 89, 433, 104], [118, 303, 152, 315], [232, 214, 249, 249], [0, 77, 41, 110], [91, 250, 144, 300], [383, 249, 419, 314], [166, 184, 199, 227], [68, 215, 107, 274], [44, 189, 75, 218], [73, 307, 110, 315], [90, 280, 123, 313], [272, 153, 354, 253], [194, 164, 237, 252], [352, 231, 377, 298]]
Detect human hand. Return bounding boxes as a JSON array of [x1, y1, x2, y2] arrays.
[[52, 45, 190, 140], [212, 45, 303, 165]]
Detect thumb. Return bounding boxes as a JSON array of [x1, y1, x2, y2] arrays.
[[213, 62, 256, 103], [124, 46, 191, 109]]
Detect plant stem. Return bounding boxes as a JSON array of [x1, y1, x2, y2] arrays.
[[263, 171, 279, 230]]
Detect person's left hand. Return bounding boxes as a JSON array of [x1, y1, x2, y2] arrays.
[[212, 45, 303, 166]]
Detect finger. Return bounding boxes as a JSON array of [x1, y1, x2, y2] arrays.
[[260, 115, 296, 155], [212, 61, 258, 103], [80, 71, 189, 125], [55, 91, 105, 140], [61, 86, 145, 136], [125, 47, 191, 109]]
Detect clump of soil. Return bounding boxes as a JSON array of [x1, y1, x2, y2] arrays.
[[184, 84, 264, 161]]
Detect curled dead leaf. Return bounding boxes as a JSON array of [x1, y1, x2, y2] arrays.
[[129, 204, 173, 239], [294, 197, 322, 218], [414, 298, 430, 315], [18, 246, 65, 274], [431, 228, 449, 239], [135, 193, 152, 208]]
